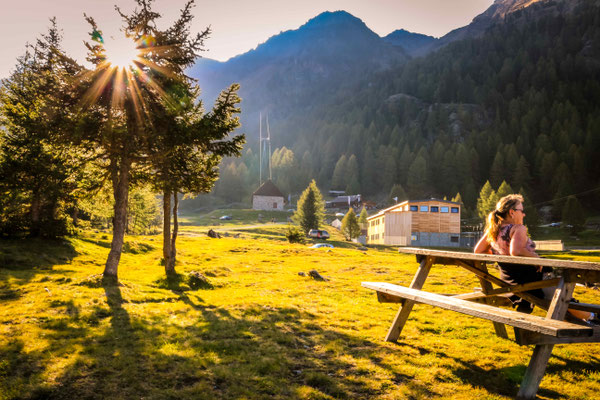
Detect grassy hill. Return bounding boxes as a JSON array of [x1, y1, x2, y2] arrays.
[[1, 223, 600, 399]]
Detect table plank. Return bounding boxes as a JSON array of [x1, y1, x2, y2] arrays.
[[397, 247, 600, 271], [362, 282, 592, 338]]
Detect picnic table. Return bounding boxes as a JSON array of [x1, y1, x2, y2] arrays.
[[362, 247, 600, 399]]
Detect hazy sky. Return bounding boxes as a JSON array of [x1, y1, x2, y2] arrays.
[[0, 0, 494, 78]]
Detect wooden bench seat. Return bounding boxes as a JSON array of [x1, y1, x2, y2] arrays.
[[362, 282, 594, 338]]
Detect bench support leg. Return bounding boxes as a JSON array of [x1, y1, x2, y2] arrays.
[[385, 256, 433, 342], [517, 278, 575, 399], [474, 261, 508, 339]]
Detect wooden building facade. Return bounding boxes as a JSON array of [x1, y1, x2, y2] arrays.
[[367, 199, 461, 247]]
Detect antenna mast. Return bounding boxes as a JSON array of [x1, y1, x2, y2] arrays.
[[266, 114, 272, 180], [259, 112, 272, 185], [259, 112, 262, 185]]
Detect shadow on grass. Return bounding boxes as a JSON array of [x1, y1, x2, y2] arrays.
[[389, 341, 570, 399], [9, 281, 595, 399], [10, 291, 441, 399], [0, 238, 78, 288]]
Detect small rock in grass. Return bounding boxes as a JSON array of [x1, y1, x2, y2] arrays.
[[207, 229, 221, 239], [308, 269, 327, 281], [187, 271, 213, 290]]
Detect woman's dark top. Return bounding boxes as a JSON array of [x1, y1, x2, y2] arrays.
[[490, 224, 543, 311]]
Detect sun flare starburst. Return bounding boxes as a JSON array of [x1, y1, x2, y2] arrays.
[[104, 35, 140, 70]]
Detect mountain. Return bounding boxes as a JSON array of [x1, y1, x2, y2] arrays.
[[189, 11, 408, 143], [383, 29, 437, 56], [426, 0, 557, 54], [187, 0, 600, 220]]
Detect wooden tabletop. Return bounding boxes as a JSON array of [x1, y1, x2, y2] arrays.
[[397, 247, 600, 271]]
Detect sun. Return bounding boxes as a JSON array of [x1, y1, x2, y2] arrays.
[[104, 35, 140, 70]]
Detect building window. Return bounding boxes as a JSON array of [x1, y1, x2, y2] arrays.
[[420, 205, 428, 212], [411, 233, 418, 241], [451, 236, 459, 243], [430, 206, 439, 212], [410, 205, 418, 212], [451, 207, 459, 213], [440, 206, 449, 213]]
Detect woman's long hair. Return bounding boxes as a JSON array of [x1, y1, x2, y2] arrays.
[[485, 194, 524, 243]]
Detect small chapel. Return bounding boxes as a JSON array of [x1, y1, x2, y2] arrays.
[[252, 179, 284, 210]]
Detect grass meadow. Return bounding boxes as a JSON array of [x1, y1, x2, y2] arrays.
[[1, 216, 600, 399]]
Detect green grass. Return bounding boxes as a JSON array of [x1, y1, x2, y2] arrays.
[[179, 209, 294, 226], [1, 226, 600, 399]]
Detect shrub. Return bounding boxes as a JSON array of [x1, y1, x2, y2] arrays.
[[286, 225, 306, 244]]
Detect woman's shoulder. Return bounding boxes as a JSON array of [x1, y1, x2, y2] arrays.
[[509, 224, 528, 237]]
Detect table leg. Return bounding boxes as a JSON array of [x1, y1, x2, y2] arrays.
[[385, 256, 434, 342], [517, 277, 575, 399], [474, 261, 509, 339]]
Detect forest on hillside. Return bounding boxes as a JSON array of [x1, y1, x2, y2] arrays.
[[193, 0, 600, 221]]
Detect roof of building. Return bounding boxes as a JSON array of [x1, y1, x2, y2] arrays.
[[367, 198, 461, 221], [328, 194, 361, 204], [252, 180, 284, 197]]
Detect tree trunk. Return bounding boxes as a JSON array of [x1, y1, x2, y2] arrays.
[[103, 158, 130, 279], [169, 192, 179, 273], [163, 189, 174, 274], [72, 206, 79, 227], [30, 193, 41, 237]]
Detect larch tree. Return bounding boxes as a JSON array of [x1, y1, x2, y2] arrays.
[[476, 181, 495, 221], [341, 208, 361, 241], [113, 0, 245, 275], [71, 0, 243, 279], [358, 207, 368, 228], [293, 179, 325, 233]]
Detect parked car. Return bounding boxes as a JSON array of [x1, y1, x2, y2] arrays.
[[308, 229, 330, 239], [335, 212, 345, 217], [310, 243, 334, 249], [219, 215, 232, 220]]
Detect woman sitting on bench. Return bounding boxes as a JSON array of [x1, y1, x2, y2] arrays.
[[474, 194, 596, 323]]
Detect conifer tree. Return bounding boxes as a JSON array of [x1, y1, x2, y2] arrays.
[[358, 207, 368, 227], [0, 20, 85, 237], [76, 0, 244, 279], [331, 154, 347, 190], [293, 180, 325, 233], [562, 196, 585, 235], [388, 184, 407, 205], [496, 181, 514, 199], [489, 151, 505, 188], [477, 181, 495, 221], [341, 208, 361, 241], [407, 153, 428, 197], [519, 187, 540, 234]]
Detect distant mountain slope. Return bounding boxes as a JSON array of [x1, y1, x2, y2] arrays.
[[383, 29, 437, 56], [424, 0, 559, 54]]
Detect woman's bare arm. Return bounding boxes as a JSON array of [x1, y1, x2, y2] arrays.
[[509, 225, 538, 257], [474, 235, 491, 254]]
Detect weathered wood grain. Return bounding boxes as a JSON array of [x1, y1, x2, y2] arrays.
[[397, 247, 600, 271], [384, 257, 433, 342], [362, 282, 592, 338]]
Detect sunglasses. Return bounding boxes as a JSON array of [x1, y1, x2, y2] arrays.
[[513, 208, 525, 213]]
